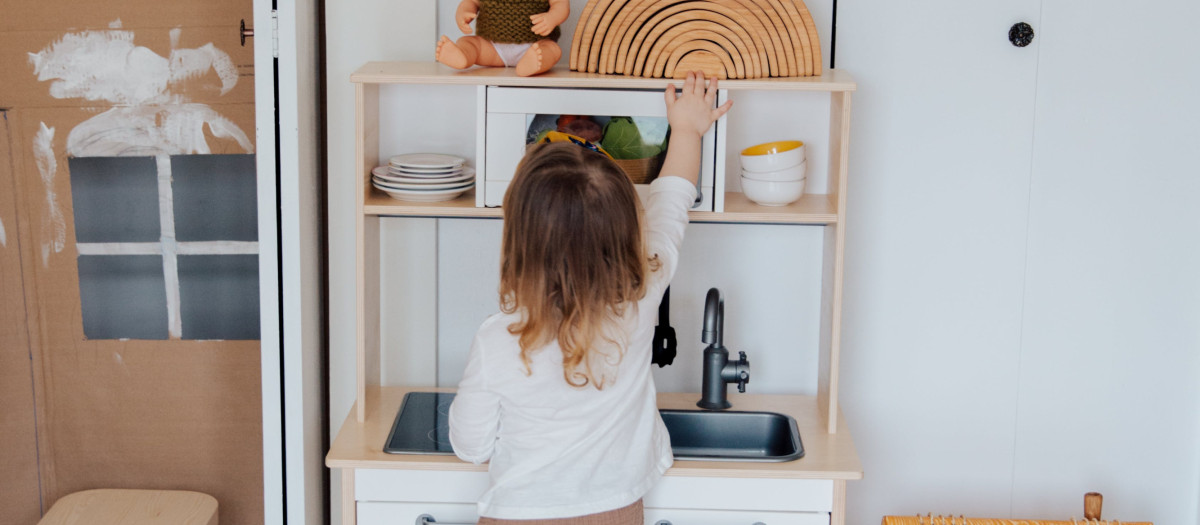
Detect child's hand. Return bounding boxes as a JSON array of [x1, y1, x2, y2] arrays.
[[663, 71, 733, 139]]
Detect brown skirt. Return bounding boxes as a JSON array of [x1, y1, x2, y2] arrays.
[[476, 499, 643, 525]]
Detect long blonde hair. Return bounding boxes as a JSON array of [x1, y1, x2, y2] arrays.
[[500, 142, 656, 389]]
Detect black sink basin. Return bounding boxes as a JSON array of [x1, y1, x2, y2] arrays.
[[384, 392, 804, 462], [660, 409, 804, 462]]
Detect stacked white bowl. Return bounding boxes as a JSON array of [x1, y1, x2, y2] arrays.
[[739, 140, 806, 206]]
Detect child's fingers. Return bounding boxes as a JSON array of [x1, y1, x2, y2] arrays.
[[712, 99, 733, 120], [683, 71, 695, 95], [692, 71, 705, 96], [663, 83, 676, 109]]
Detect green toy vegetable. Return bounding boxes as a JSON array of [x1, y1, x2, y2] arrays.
[[601, 117, 667, 160]]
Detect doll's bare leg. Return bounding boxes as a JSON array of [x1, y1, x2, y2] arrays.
[[515, 40, 561, 77], [437, 35, 504, 69]]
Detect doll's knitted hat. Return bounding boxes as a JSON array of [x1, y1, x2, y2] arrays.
[[476, 0, 562, 44]]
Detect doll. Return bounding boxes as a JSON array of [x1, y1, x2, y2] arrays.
[[436, 0, 570, 77]]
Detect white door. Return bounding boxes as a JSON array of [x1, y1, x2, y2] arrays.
[[255, 1, 325, 524], [836, 1, 1043, 520], [839, 0, 1200, 523], [1010, 0, 1200, 522]]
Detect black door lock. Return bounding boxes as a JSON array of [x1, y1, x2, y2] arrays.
[[1009, 22, 1035, 47]]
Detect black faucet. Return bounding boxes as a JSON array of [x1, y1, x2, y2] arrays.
[[697, 288, 750, 410]]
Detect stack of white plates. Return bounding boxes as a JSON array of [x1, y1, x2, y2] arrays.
[[373, 153, 475, 202]]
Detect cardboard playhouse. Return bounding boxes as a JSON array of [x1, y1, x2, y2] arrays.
[[0, 1, 263, 524]]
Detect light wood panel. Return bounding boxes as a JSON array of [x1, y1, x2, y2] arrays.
[[350, 62, 856, 91], [326, 386, 863, 480]]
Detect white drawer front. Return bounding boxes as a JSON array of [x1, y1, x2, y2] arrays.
[[358, 501, 477, 525], [645, 477, 833, 513], [356, 469, 488, 504], [644, 507, 828, 525], [356, 469, 832, 516], [488, 88, 670, 118], [360, 502, 826, 525]]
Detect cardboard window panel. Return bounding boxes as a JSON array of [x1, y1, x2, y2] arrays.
[[68, 156, 161, 243], [77, 255, 169, 340], [171, 154, 258, 242], [177, 254, 260, 340]]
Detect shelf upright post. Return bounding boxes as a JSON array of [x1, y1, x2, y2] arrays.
[[817, 90, 852, 434], [356, 81, 382, 422]]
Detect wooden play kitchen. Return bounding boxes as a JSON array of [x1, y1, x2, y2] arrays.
[[327, 59, 860, 524], [570, 0, 823, 79], [328, 3, 860, 524]]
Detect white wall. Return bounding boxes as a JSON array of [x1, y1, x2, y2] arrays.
[[326, 1, 1200, 524], [837, 0, 1200, 524]]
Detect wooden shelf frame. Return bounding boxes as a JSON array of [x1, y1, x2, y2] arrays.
[[363, 189, 839, 224], [350, 61, 854, 436], [351, 61, 857, 92]]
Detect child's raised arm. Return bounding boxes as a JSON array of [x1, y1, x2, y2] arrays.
[[660, 72, 733, 186]]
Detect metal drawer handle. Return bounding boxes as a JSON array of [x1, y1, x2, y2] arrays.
[[415, 515, 475, 525], [655, 522, 765, 525]]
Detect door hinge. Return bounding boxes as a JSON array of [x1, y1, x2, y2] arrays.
[[271, 9, 280, 58]]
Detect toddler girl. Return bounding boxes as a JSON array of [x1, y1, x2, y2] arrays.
[[450, 72, 733, 524]]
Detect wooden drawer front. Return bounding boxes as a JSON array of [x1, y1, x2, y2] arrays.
[[358, 501, 477, 525], [355, 469, 488, 503], [645, 507, 828, 525], [646, 477, 833, 513]]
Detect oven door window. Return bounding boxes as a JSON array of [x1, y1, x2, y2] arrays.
[[526, 114, 670, 185]]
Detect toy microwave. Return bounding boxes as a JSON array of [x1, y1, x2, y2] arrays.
[[480, 86, 717, 210]]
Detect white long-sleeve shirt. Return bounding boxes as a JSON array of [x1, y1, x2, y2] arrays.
[[448, 175, 697, 520]]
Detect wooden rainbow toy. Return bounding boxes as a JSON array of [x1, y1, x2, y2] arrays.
[[569, 0, 823, 79]]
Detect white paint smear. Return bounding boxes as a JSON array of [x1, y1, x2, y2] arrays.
[[169, 44, 238, 95], [34, 123, 66, 266], [0, 216, 7, 247], [68, 104, 253, 156], [29, 30, 170, 106], [29, 28, 251, 155], [109, 19, 122, 29]]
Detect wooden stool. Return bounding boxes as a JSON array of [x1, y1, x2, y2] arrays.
[[38, 489, 217, 525]]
